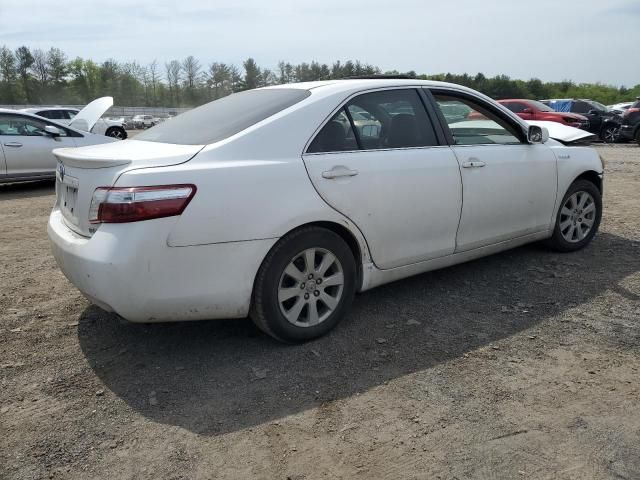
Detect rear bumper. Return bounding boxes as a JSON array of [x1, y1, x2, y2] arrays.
[[48, 208, 277, 322]]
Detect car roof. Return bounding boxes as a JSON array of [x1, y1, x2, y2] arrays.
[[0, 108, 45, 116], [265, 78, 483, 94], [20, 107, 79, 112]]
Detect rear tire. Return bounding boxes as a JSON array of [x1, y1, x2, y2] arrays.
[[544, 179, 601, 252], [106, 127, 127, 140], [635, 129, 640, 147], [250, 226, 357, 343]]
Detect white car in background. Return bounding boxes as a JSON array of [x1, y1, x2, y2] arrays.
[[131, 114, 156, 129], [48, 80, 604, 343], [21, 102, 127, 139], [1, 97, 118, 184], [608, 102, 634, 115]]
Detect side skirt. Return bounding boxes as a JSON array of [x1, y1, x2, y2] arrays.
[[360, 231, 551, 292]]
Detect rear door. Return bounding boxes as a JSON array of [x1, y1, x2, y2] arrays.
[[0, 142, 6, 177], [0, 113, 77, 178], [429, 89, 557, 252], [302, 88, 462, 270]]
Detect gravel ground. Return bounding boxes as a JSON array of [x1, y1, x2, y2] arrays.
[[1, 145, 639, 480]]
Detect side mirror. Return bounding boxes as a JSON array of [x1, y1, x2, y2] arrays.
[[44, 125, 62, 137], [523, 108, 533, 114], [528, 125, 549, 144], [588, 109, 600, 116]]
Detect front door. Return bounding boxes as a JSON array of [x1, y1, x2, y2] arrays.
[[430, 90, 558, 252], [302, 88, 462, 270], [0, 114, 77, 178]]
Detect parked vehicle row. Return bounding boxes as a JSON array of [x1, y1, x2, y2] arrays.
[[47, 79, 604, 343], [539, 99, 623, 143]]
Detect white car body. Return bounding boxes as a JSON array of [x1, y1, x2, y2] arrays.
[[48, 80, 604, 333], [1, 97, 118, 183], [21, 97, 127, 139], [131, 114, 156, 129], [608, 102, 633, 115]]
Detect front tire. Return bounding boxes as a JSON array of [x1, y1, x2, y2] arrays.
[[251, 226, 357, 343], [600, 124, 618, 143], [545, 179, 602, 252]]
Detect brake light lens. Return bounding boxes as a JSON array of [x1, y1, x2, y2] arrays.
[[89, 184, 196, 224], [624, 107, 640, 117]]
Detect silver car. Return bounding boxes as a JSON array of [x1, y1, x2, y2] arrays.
[[0, 98, 117, 184]]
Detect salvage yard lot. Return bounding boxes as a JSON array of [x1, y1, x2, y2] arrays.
[[1, 145, 639, 479]]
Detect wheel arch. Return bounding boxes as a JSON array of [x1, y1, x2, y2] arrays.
[[105, 126, 127, 139], [574, 170, 602, 194], [286, 221, 364, 290], [252, 220, 367, 303]]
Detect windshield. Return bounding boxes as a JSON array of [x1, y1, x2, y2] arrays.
[[136, 88, 311, 145], [589, 100, 609, 112], [528, 100, 554, 112]]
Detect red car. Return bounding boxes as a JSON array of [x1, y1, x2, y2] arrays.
[[499, 99, 590, 130]]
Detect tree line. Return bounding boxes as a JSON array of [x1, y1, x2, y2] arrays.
[[0, 45, 638, 107]]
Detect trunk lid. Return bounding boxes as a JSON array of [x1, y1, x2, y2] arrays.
[[53, 140, 204, 236]]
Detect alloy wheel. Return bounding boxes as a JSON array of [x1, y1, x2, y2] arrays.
[[559, 191, 596, 243], [108, 129, 125, 139], [278, 247, 344, 327], [603, 126, 618, 143]]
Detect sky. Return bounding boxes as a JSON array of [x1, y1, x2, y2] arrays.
[[0, 0, 638, 86]]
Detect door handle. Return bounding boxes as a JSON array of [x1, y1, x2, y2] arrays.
[[3, 142, 22, 147], [461, 159, 486, 168], [322, 166, 359, 179]]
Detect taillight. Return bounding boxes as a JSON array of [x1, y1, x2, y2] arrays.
[[624, 107, 640, 117], [89, 184, 196, 224]]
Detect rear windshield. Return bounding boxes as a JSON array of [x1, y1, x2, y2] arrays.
[[136, 88, 311, 145], [528, 100, 554, 112]]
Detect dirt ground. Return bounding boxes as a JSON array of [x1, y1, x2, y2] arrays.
[[1, 145, 639, 480]]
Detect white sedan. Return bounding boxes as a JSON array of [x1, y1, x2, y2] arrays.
[[48, 79, 604, 342], [1, 97, 118, 184]]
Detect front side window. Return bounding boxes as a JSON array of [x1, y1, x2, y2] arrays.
[[433, 93, 523, 146], [308, 89, 438, 153], [0, 115, 68, 137]]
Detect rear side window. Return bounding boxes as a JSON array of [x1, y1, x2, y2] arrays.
[[308, 89, 438, 153], [307, 109, 358, 153], [572, 101, 591, 114], [41, 110, 66, 120], [136, 88, 311, 145], [503, 102, 527, 113]]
